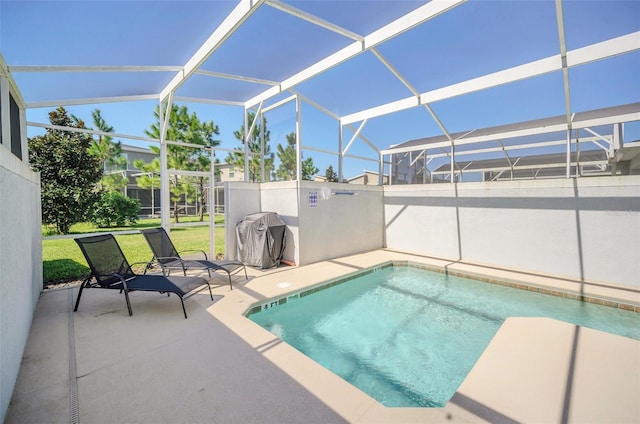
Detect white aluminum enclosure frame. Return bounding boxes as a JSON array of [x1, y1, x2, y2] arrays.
[[12, 1, 638, 186], [6, 0, 639, 254]]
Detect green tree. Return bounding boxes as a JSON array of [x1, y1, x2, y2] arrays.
[[90, 191, 140, 227], [190, 154, 221, 221], [276, 132, 318, 181], [86, 109, 128, 192], [225, 112, 274, 182], [301, 157, 319, 180], [325, 165, 338, 182], [28, 106, 103, 234], [140, 104, 220, 223], [276, 132, 297, 180]]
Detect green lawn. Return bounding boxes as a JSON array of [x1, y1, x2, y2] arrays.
[[42, 216, 227, 284]]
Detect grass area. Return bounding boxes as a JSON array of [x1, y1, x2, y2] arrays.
[[42, 214, 224, 236], [42, 216, 226, 284]]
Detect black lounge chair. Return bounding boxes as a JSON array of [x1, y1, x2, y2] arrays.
[[140, 227, 247, 289], [74, 233, 212, 318]]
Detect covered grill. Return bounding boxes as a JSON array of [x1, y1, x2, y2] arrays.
[[235, 212, 286, 269]]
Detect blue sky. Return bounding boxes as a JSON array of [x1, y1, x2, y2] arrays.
[[2, 0, 639, 179]]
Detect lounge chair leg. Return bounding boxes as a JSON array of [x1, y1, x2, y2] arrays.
[[123, 290, 133, 316], [207, 283, 213, 301], [179, 297, 187, 319], [228, 274, 233, 290], [73, 278, 89, 312]]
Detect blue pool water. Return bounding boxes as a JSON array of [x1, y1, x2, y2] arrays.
[[248, 266, 640, 407]]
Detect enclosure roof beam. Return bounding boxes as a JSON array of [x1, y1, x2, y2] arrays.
[[27, 121, 157, 143], [266, 0, 363, 41], [9, 65, 183, 73], [173, 96, 244, 107], [25, 94, 159, 109], [262, 95, 296, 114], [343, 32, 640, 125], [246, 0, 466, 108], [289, 89, 340, 121], [194, 69, 279, 86], [159, 0, 266, 102]]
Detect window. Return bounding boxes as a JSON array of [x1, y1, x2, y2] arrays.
[[10, 93, 22, 160], [229, 167, 235, 178]]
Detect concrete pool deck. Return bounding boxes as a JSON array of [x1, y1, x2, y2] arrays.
[[6, 249, 640, 423]]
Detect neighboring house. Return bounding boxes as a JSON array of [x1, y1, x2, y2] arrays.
[[115, 144, 161, 216], [346, 170, 389, 185], [216, 163, 245, 183], [118, 144, 245, 216]]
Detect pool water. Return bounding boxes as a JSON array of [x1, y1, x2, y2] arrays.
[[248, 266, 640, 407]]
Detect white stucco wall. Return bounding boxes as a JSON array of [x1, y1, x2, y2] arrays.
[[224, 181, 385, 267], [297, 181, 384, 265], [224, 177, 638, 288], [224, 182, 261, 260], [0, 149, 42, 421], [259, 181, 300, 265], [384, 176, 640, 288]]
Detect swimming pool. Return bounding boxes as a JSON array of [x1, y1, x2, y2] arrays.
[[248, 265, 640, 407]]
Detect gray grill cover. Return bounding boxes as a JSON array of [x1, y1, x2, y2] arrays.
[[236, 212, 286, 269]]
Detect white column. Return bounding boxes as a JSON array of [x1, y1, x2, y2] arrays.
[[160, 98, 172, 231], [260, 112, 265, 182], [378, 154, 384, 186], [450, 143, 455, 183], [565, 128, 571, 178], [338, 124, 344, 182], [296, 95, 302, 182], [209, 147, 216, 258], [244, 109, 250, 182]]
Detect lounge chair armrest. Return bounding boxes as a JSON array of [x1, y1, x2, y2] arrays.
[[153, 256, 188, 273], [178, 249, 208, 260], [129, 261, 157, 275]]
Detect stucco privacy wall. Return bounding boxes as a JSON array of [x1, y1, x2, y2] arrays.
[[259, 181, 300, 265], [224, 181, 385, 266], [0, 150, 42, 421], [297, 181, 384, 265], [224, 182, 260, 261], [384, 176, 640, 288]]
